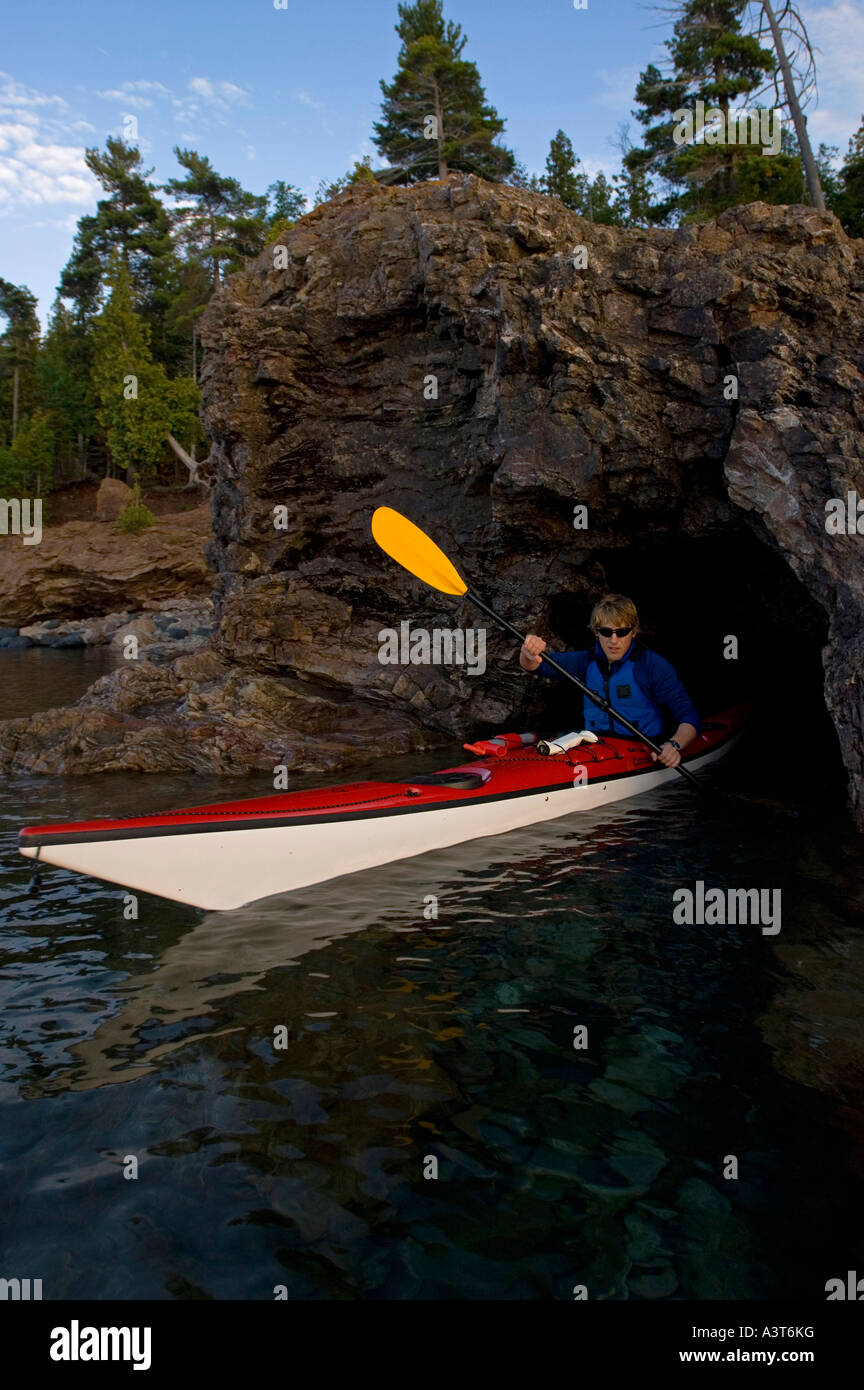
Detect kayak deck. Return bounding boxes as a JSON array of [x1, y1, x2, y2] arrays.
[[18, 707, 746, 909]]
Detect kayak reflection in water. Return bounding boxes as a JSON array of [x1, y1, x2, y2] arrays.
[[519, 593, 700, 769]]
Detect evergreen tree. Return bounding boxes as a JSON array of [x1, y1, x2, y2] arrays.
[[507, 160, 543, 192], [312, 156, 377, 207], [161, 261, 212, 382], [267, 180, 307, 227], [589, 171, 622, 225], [164, 149, 268, 288], [541, 131, 588, 210], [835, 117, 864, 237], [10, 410, 54, 497], [37, 297, 95, 480], [625, 2, 790, 222], [611, 131, 654, 227], [373, 0, 515, 184], [59, 138, 174, 326], [814, 143, 843, 216], [0, 279, 40, 447], [91, 257, 199, 483]]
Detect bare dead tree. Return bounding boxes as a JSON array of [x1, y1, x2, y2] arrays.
[[747, 0, 825, 210], [167, 434, 212, 490]]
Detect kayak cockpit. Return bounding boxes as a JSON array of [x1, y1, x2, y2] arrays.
[[402, 769, 490, 791]]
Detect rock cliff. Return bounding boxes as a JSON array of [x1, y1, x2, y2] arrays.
[[2, 176, 862, 821]]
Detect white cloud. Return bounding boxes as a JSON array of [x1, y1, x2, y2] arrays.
[[186, 77, 250, 107], [97, 90, 152, 110], [0, 77, 99, 214], [0, 72, 67, 113], [296, 90, 326, 113], [90, 75, 251, 132], [0, 132, 97, 211], [796, 1, 864, 148], [95, 80, 173, 110], [27, 211, 81, 232]]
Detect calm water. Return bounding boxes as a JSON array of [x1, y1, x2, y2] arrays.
[[1, 649, 863, 1300]]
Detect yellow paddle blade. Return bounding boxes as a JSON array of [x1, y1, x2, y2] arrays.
[[370, 507, 467, 596]]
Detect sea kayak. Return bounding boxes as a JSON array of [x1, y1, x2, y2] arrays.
[[18, 706, 746, 912]]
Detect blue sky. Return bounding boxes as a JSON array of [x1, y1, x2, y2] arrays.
[[2, 0, 862, 325]]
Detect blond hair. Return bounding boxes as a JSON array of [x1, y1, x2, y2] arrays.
[[589, 593, 639, 634]]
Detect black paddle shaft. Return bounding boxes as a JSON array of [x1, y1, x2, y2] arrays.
[[465, 590, 710, 797]]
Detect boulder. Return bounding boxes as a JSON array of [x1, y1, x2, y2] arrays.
[[96, 478, 134, 521]]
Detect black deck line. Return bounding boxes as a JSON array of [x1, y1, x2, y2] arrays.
[[18, 726, 738, 850]]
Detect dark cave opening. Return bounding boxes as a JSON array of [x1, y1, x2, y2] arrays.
[[542, 524, 847, 806]]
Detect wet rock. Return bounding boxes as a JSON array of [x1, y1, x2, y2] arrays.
[[0, 648, 437, 774]]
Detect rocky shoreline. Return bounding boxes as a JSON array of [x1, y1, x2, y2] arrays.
[[0, 599, 214, 664]]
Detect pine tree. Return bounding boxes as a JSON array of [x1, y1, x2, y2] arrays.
[[373, 0, 515, 184], [612, 159, 653, 227], [164, 149, 268, 289], [835, 117, 864, 237], [541, 131, 588, 211], [91, 257, 199, 483], [37, 297, 94, 481], [10, 410, 54, 497], [814, 143, 843, 215], [267, 180, 307, 227], [59, 138, 174, 327], [0, 279, 40, 447], [625, 2, 792, 222]]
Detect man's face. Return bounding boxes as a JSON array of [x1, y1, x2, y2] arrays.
[[595, 623, 635, 663]]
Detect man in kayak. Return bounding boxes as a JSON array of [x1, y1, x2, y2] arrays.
[[519, 593, 700, 768]]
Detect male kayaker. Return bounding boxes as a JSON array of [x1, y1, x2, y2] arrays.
[[519, 593, 700, 768]]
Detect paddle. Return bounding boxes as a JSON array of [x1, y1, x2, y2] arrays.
[[370, 507, 712, 798]]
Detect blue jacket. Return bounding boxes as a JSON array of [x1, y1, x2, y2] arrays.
[[535, 641, 701, 739]]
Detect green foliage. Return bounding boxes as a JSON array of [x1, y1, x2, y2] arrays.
[[611, 152, 653, 228], [91, 256, 199, 482], [589, 172, 621, 225], [0, 278, 41, 447], [164, 148, 268, 287], [313, 157, 377, 208], [10, 410, 55, 495], [833, 117, 864, 237], [541, 131, 588, 210], [373, 0, 515, 184], [267, 180, 307, 226], [625, 1, 786, 223], [538, 131, 623, 224], [59, 138, 175, 328], [37, 297, 95, 477], [116, 478, 157, 533], [815, 143, 843, 213], [0, 445, 24, 493]]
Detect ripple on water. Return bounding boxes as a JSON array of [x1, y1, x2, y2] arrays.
[[1, 723, 863, 1297]]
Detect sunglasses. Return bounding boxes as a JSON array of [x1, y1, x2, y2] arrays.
[[596, 626, 633, 639]]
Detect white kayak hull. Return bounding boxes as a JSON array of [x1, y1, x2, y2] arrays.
[[18, 730, 739, 912]]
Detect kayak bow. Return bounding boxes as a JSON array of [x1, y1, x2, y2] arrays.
[[18, 707, 746, 911]]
